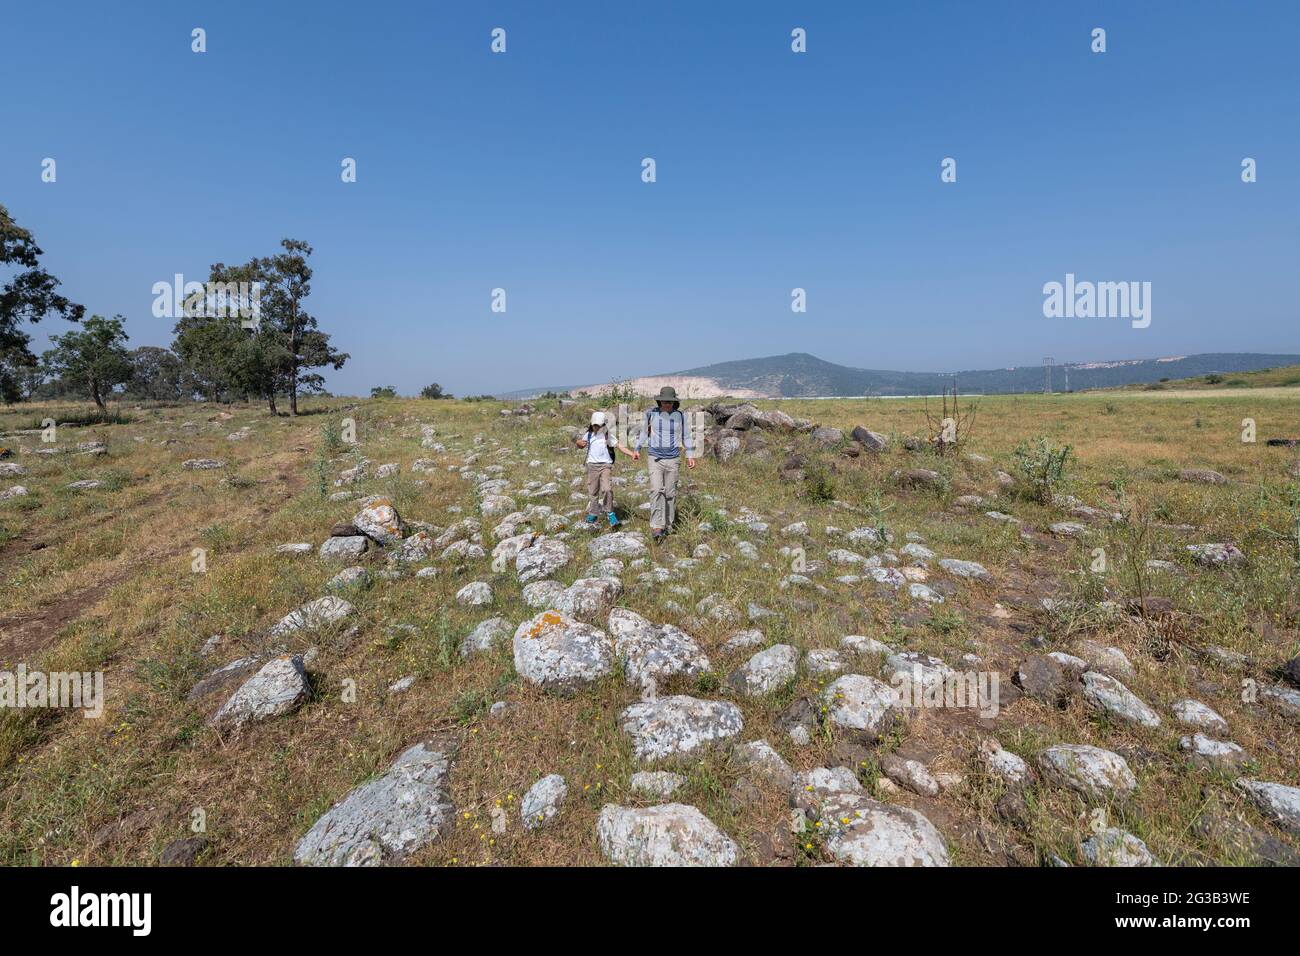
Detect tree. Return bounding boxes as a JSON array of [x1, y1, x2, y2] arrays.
[[371, 385, 397, 398], [1, 203, 84, 402], [224, 240, 348, 415], [125, 346, 187, 401], [42, 314, 132, 410], [420, 383, 452, 400]]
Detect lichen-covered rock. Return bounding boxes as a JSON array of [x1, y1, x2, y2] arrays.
[[597, 804, 738, 867], [736, 740, 795, 789], [820, 674, 898, 742], [1171, 699, 1229, 734], [209, 656, 310, 731], [588, 531, 647, 560], [521, 579, 566, 608], [620, 695, 744, 762], [980, 739, 1029, 784], [1081, 672, 1161, 728], [938, 558, 991, 581], [793, 768, 948, 867], [320, 535, 369, 562], [521, 774, 567, 830], [270, 596, 355, 637], [1081, 828, 1159, 866], [553, 577, 623, 621], [459, 617, 512, 657], [1187, 543, 1245, 567], [513, 610, 615, 693], [455, 581, 493, 606], [629, 771, 687, 798], [607, 608, 709, 686], [1235, 779, 1300, 834], [182, 458, 225, 470], [1179, 734, 1248, 771], [516, 537, 573, 583], [728, 644, 798, 697], [294, 740, 455, 866], [1038, 744, 1137, 799], [353, 498, 405, 545]]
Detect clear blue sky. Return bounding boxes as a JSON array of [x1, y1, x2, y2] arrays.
[[3, 0, 1297, 396]]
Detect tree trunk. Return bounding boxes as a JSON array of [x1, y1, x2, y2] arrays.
[[90, 376, 106, 411], [267, 390, 278, 415]]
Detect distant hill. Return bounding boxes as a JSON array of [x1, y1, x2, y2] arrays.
[[1112, 363, 1300, 392], [511, 352, 1300, 399]]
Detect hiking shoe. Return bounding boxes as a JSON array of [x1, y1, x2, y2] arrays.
[[651, 529, 665, 543], [585, 514, 598, 524], [607, 512, 618, 527]]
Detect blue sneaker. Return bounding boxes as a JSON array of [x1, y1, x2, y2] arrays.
[[585, 514, 598, 524], [607, 512, 619, 527]]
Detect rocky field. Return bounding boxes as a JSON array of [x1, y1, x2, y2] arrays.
[[1, 389, 1298, 866]]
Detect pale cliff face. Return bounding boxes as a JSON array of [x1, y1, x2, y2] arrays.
[[572, 375, 767, 400]]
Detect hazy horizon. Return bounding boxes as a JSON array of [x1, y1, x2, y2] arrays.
[[5, 1, 1297, 397]]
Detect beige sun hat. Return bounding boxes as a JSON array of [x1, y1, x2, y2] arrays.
[[590, 411, 607, 426]]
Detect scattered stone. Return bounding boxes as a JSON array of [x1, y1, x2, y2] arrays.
[[736, 740, 794, 789], [1172, 699, 1229, 734], [629, 771, 686, 798], [880, 754, 940, 796], [1235, 779, 1300, 835], [1038, 745, 1136, 799], [353, 498, 405, 545], [209, 655, 311, 731], [455, 581, 493, 606], [728, 644, 798, 697], [820, 674, 898, 742], [513, 610, 615, 693], [938, 558, 991, 581], [607, 608, 709, 686], [294, 739, 456, 866], [980, 739, 1029, 785], [620, 695, 744, 762], [1081, 671, 1161, 728], [270, 596, 355, 637], [522, 774, 568, 830], [1081, 828, 1159, 866], [1179, 734, 1248, 771], [182, 458, 225, 470], [1187, 543, 1245, 567], [460, 617, 512, 657], [597, 804, 738, 867], [320, 535, 368, 561]]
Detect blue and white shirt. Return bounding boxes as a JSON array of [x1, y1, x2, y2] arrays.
[[636, 408, 697, 460]]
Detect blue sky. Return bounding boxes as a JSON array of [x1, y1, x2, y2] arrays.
[[3, 0, 1297, 396]]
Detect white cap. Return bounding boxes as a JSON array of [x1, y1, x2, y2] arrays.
[[590, 411, 606, 426]]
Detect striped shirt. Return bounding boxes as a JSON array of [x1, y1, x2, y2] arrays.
[[636, 408, 697, 459]]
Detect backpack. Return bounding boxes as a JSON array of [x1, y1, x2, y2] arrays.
[[583, 428, 615, 462]]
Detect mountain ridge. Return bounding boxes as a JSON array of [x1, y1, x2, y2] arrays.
[[500, 352, 1300, 399]]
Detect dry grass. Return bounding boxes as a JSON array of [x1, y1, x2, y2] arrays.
[[0, 387, 1297, 866]]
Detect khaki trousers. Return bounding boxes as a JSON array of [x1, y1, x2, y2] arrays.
[[648, 456, 680, 530], [585, 463, 613, 515]]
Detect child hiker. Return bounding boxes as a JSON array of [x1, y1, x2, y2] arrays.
[[576, 411, 638, 526]]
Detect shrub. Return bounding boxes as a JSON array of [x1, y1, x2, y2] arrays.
[[1013, 437, 1072, 504]]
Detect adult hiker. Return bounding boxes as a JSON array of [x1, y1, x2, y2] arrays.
[[634, 386, 697, 543]]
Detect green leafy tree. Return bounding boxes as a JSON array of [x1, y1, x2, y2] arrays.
[[420, 382, 452, 400], [371, 385, 397, 398], [1, 203, 84, 402], [125, 346, 188, 401], [41, 314, 132, 410]]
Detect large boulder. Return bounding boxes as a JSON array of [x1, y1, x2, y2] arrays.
[[620, 695, 744, 762], [209, 656, 311, 731], [553, 577, 623, 621], [727, 644, 799, 697], [516, 537, 573, 583], [597, 804, 738, 866], [588, 531, 647, 560], [269, 596, 355, 637], [607, 608, 710, 687], [353, 498, 405, 545], [294, 739, 456, 866], [792, 768, 948, 866], [820, 674, 898, 742], [512, 611, 615, 693], [1038, 745, 1137, 799]]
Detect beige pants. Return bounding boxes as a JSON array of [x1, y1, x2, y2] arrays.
[[585, 463, 613, 515], [648, 456, 680, 530]]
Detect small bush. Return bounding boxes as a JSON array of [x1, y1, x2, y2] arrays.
[[1013, 438, 1072, 504]]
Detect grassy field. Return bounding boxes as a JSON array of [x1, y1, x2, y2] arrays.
[[1, 385, 1297, 866]]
